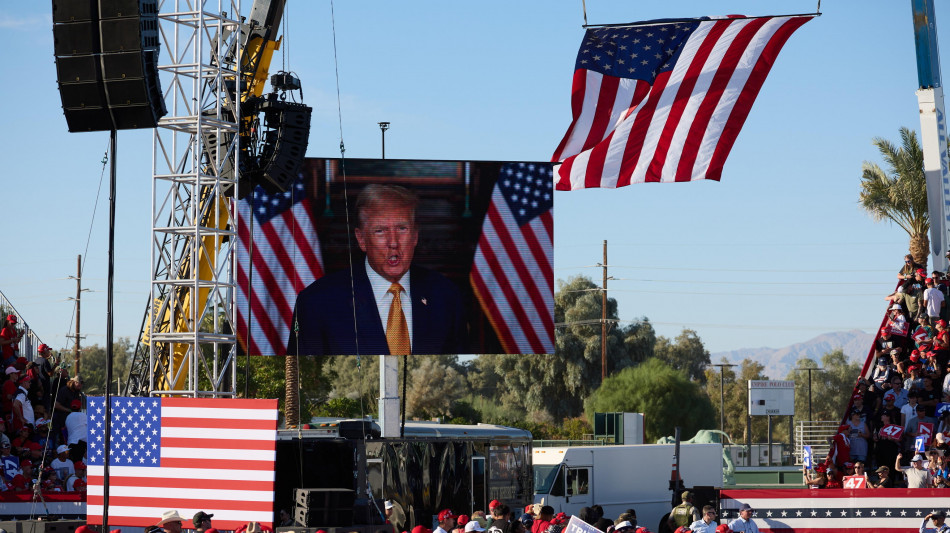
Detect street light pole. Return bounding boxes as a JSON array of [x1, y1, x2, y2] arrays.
[[712, 363, 737, 433], [378, 121, 390, 158]]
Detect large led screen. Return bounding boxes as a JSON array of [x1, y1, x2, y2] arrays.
[[237, 158, 553, 356]]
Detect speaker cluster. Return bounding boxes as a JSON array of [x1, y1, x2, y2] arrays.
[[53, 0, 166, 132]]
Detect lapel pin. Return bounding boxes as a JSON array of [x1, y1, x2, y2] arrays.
[[421, 298, 428, 306]]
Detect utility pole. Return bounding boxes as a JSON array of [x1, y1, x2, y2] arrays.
[[601, 240, 607, 382], [711, 362, 737, 434], [67, 254, 88, 376]]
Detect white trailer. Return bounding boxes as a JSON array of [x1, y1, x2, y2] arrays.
[[533, 444, 723, 532]]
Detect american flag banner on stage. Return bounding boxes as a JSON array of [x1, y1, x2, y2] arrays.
[[721, 488, 950, 532], [551, 14, 814, 190], [471, 162, 554, 354], [237, 179, 323, 355], [86, 397, 278, 529]]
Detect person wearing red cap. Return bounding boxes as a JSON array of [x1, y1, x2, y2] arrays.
[[0, 315, 22, 366], [412, 526, 432, 533], [435, 510, 457, 533]]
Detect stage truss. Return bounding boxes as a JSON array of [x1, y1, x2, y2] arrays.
[[148, 0, 242, 396]]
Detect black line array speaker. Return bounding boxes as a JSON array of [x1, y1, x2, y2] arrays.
[[53, 0, 166, 132], [294, 488, 356, 527], [254, 97, 312, 193]]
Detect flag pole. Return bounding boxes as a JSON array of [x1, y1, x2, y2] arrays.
[[581, 0, 588, 26], [103, 128, 117, 531], [583, 12, 820, 29]]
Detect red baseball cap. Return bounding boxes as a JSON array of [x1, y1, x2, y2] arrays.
[[6, 315, 16, 323], [412, 527, 432, 533], [38, 344, 50, 353], [438, 510, 456, 522], [456, 515, 470, 527], [918, 269, 927, 276], [716, 525, 733, 533], [74, 461, 86, 470], [489, 500, 501, 510]]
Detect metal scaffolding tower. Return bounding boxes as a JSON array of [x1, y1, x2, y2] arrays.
[[148, 0, 242, 396]]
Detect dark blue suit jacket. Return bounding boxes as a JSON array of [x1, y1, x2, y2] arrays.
[[287, 263, 469, 355]]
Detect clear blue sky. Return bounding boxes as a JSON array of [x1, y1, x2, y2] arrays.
[[0, 1, 934, 355]]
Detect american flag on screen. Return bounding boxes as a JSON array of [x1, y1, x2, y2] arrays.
[[86, 397, 278, 529], [237, 179, 323, 355], [721, 489, 950, 532], [471, 162, 554, 354], [552, 14, 814, 190]]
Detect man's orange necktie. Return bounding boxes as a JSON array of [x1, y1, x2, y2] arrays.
[[386, 283, 410, 355]]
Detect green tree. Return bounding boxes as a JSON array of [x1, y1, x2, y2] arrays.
[[859, 127, 929, 266], [406, 356, 466, 418], [787, 349, 861, 422], [703, 357, 773, 443], [80, 338, 134, 395], [654, 329, 711, 384], [585, 358, 715, 442], [236, 356, 329, 427]]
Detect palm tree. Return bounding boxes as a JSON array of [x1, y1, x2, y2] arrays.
[[285, 355, 300, 427], [859, 127, 930, 267]]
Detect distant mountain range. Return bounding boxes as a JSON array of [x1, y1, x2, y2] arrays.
[[710, 330, 875, 379]]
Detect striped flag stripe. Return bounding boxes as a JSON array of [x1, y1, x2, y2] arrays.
[[87, 486, 274, 502], [485, 201, 554, 336], [87, 475, 274, 491], [705, 16, 811, 180], [236, 183, 322, 356], [159, 447, 275, 461], [649, 18, 735, 181], [87, 507, 267, 529], [236, 203, 290, 354], [87, 495, 274, 511], [160, 437, 277, 450], [88, 465, 275, 482], [470, 163, 554, 355]]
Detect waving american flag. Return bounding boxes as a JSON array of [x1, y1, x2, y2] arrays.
[[552, 14, 814, 190]]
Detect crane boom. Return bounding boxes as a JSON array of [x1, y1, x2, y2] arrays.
[[912, 0, 950, 271]]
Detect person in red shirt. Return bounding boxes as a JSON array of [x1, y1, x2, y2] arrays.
[[0, 315, 22, 366], [531, 507, 554, 533]]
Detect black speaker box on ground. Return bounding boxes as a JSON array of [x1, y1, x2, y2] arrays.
[[52, 0, 166, 132], [294, 488, 356, 527]]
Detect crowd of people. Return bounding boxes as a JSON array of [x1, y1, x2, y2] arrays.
[[396, 499, 742, 533], [0, 316, 87, 494], [802, 252, 950, 489]]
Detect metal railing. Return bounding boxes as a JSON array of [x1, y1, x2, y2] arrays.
[[794, 420, 838, 464], [0, 289, 45, 361]]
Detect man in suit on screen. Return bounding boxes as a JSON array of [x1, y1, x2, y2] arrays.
[[287, 184, 468, 356]]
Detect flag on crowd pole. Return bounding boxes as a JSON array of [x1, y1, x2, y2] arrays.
[[721, 489, 950, 531], [551, 14, 814, 190], [86, 397, 278, 529], [471, 162, 554, 354], [237, 179, 323, 355]]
